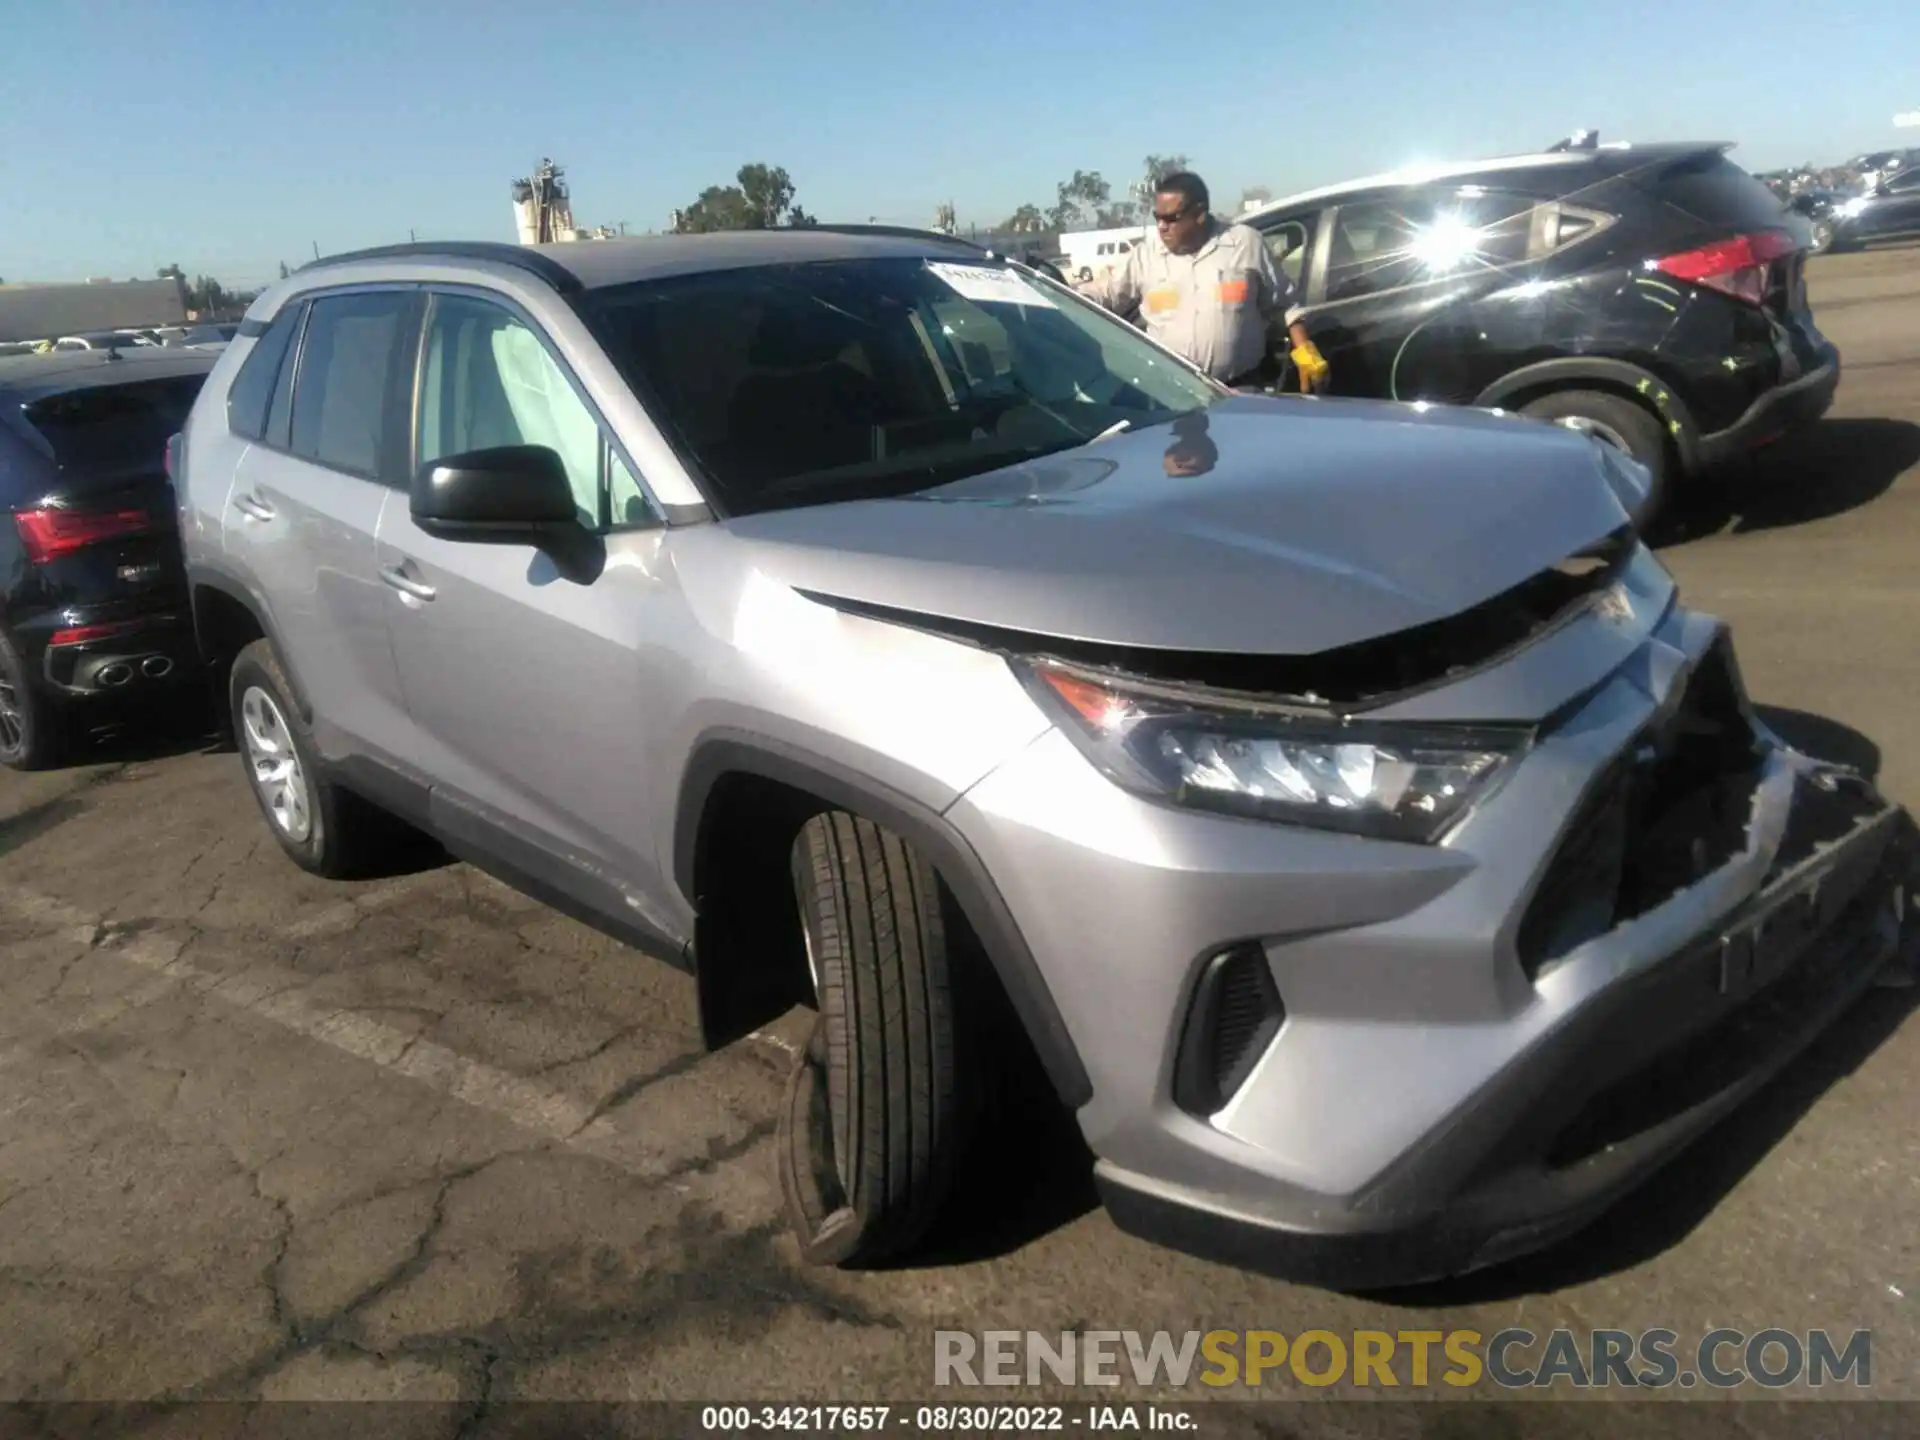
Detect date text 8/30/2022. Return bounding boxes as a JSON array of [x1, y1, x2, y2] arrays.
[[701, 1404, 1198, 1431]]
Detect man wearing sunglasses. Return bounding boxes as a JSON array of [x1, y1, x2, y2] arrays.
[[1076, 170, 1330, 394]]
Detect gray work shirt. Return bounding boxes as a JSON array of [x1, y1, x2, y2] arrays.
[[1083, 218, 1303, 381]]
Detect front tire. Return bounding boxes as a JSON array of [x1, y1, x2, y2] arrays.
[[1521, 389, 1671, 525], [779, 811, 973, 1267], [228, 639, 400, 879], [0, 632, 65, 772], [1808, 219, 1835, 254]]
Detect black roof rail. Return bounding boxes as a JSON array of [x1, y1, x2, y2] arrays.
[[296, 241, 583, 294]]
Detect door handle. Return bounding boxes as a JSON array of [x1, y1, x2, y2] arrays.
[[232, 493, 275, 521], [379, 564, 436, 602]]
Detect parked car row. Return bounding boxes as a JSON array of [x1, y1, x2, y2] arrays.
[[0, 324, 237, 359]]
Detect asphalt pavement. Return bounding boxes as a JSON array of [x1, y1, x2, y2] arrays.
[[2, 249, 1918, 1436]]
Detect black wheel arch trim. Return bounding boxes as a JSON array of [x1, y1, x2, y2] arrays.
[[186, 563, 315, 725], [1473, 358, 1701, 471], [674, 731, 1094, 1110]]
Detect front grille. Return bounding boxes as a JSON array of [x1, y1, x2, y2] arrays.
[[1517, 635, 1768, 979], [1173, 944, 1286, 1116]]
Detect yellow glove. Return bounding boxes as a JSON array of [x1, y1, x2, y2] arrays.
[[1291, 342, 1330, 393]]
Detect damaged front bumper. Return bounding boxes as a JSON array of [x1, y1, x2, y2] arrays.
[[1061, 618, 1916, 1290]]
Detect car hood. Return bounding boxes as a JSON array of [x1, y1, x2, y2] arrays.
[[721, 396, 1633, 656]]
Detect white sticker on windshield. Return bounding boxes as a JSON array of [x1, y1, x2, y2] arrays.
[[927, 262, 1057, 309]]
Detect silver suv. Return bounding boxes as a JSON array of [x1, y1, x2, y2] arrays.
[[176, 232, 1912, 1288]]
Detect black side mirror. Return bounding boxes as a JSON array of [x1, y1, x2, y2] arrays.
[[410, 445, 579, 545]]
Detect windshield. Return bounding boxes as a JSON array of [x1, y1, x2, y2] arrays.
[[576, 256, 1221, 515]]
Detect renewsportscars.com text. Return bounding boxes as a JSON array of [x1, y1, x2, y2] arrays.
[[933, 1328, 1873, 1390]]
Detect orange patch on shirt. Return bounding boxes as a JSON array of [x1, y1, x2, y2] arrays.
[[1144, 287, 1181, 314], [1216, 278, 1251, 304]]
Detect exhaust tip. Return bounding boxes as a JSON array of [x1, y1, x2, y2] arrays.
[[97, 662, 133, 688], [140, 655, 174, 678]]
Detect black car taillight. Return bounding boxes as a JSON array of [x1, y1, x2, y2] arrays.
[[13, 505, 156, 564], [1652, 228, 1798, 306]]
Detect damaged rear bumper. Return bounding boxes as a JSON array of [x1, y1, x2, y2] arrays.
[[1099, 759, 1909, 1290]]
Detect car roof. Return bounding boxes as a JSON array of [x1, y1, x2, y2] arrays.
[[1240, 141, 1734, 223], [0, 347, 219, 401], [289, 228, 992, 298]]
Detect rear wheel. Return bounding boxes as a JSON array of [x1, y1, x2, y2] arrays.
[[228, 639, 408, 878], [1808, 219, 1835, 254], [779, 811, 976, 1267], [1521, 389, 1671, 525], [0, 633, 64, 772]]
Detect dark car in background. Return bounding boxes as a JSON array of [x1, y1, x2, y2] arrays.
[[1817, 164, 1920, 253], [0, 348, 217, 768], [1241, 137, 1839, 520]]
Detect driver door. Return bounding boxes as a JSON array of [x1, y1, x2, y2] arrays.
[[373, 287, 680, 940]]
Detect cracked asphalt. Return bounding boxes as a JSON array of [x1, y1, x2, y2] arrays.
[[2, 249, 1918, 1429]]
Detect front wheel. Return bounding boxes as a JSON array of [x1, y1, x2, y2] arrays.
[[1520, 389, 1671, 526], [778, 812, 977, 1267]]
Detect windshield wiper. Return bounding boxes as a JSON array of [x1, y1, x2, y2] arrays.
[[1088, 419, 1133, 443]]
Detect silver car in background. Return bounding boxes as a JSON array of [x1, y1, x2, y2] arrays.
[[172, 230, 1913, 1288]]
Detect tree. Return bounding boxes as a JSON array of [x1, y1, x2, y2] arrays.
[[158, 264, 184, 280], [787, 205, 818, 228], [674, 162, 811, 232], [1002, 204, 1046, 233], [1048, 170, 1112, 232], [1133, 154, 1193, 208]]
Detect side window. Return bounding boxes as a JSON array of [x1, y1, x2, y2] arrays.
[[417, 294, 604, 529], [1323, 191, 1535, 304], [289, 292, 409, 477], [1888, 169, 1920, 194], [608, 447, 654, 528], [1260, 219, 1313, 287], [228, 303, 300, 442]]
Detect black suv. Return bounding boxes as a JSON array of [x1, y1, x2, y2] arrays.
[[0, 349, 216, 768], [1243, 139, 1839, 518]]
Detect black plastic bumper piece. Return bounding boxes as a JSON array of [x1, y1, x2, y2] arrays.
[[1695, 351, 1840, 471], [1100, 794, 1909, 1293], [39, 619, 200, 698]]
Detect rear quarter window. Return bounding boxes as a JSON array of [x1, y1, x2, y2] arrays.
[[226, 304, 302, 441], [1642, 154, 1789, 232], [23, 376, 208, 483]]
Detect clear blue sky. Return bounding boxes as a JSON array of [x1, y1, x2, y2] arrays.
[[5, 0, 1912, 287]]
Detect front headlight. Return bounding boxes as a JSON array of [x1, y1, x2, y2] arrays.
[[1020, 662, 1530, 843]]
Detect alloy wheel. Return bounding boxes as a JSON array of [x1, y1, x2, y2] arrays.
[[239, 684, 312, 842], [0, 672, 23, 757]]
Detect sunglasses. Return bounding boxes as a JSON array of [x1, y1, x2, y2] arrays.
[[1152, 206, 1193, 226]]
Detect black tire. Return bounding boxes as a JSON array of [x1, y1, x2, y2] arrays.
[[779, 811, 973, 1267], [1520, 388, 1671, 525], [0, 631, 65, 772], [227, 638, 402, 879], [1808, 219, 1835, 255]]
